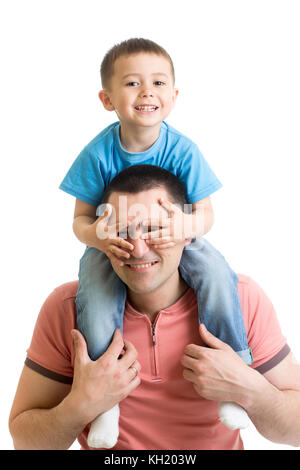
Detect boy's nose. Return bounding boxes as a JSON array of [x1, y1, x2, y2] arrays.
[[140, 88, 154, 98]]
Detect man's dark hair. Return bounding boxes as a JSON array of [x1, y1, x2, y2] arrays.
[[102, 164, 188, 210], [100, 37, 175, 89]]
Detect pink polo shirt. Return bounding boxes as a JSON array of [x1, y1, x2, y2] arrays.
[[25, 275, 289, 450]]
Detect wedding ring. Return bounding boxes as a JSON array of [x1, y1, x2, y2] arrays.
[[131, 365, 138, 377]]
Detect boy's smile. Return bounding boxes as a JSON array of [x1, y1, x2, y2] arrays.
[[99, 53, 179, 146]]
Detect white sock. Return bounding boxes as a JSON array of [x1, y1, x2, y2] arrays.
[[218, 401, 250, 430], [87, 404, 120, 449]]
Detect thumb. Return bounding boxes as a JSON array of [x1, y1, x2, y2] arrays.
[[71, 329, 90, 364], [199, 324, 228, 351]]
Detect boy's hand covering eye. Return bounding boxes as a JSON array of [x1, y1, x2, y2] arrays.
[[95, 205, 134, 266], [141, 198, 193, 248]]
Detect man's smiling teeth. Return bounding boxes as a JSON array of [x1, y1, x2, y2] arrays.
[[135, 105, 158, 111], [127, 261, 157, 268]]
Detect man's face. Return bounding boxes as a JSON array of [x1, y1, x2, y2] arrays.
[[107, 187, 188, 295], [99, 53, 179, 132]]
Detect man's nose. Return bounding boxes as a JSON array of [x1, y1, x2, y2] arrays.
[[129, 234, 150, 259]]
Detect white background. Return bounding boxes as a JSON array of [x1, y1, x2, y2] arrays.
[[1, 0, 299, 450]]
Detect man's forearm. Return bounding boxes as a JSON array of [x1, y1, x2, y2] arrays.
[[246, 386, 300, 447], [10, 396, 86, 450]]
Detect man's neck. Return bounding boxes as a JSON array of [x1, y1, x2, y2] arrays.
[[119, 121, 161, 153], [127, 272, 189, 323]]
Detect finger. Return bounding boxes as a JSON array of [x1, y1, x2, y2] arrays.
[[182, 368, 197, 384], [118, 338, 138, 371], [125, 360, 141, 382], [109, 245, 131, 260], [142, 218, 171, 229], [142, 229, 171, 240], [199, 324, 230, 351], [111, 237, 134, 251], [184, 343, 208, 359], [145, 236, 172, 244], [105, 251, 125, 267], [121, 374, 141, 398], [158, 197, 178, 215], [181, 353, 200, 371], [71, 329, 90, 365], [99, 329, 125, 363], [148, 241, 176, 249]]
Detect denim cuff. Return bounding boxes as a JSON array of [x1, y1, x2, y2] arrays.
[[236, 347, 253, 365]]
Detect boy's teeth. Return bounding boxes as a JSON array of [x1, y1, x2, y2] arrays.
[[136, 106, 157, 111]]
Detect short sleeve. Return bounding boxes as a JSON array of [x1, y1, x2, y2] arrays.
[[238, 275, 289, 372], [59, 148, 106, 206], [26, 284, 77, 382], [177, 143, 222, 203]]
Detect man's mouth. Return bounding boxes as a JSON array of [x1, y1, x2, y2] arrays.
[[125, 260, 159, 271]]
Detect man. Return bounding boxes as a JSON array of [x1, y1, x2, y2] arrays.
[[9, 165, 300, 450]]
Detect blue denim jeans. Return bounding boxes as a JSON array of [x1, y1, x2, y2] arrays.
[[76, 239, 253, 364]]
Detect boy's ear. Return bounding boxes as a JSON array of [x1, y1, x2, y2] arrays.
[[173, 88, 179, 102], [98, 90, 115, 111]]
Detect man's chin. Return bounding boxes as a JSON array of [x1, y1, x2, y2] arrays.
[[125, 281, 159, 296]]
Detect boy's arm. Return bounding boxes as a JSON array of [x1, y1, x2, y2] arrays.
[[191, 196, 214, 238], [72, 198, 99, 248], [72, 198, 134, 265]]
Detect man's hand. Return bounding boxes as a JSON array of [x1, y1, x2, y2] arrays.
[[181, 324, 267, 409], [67, 329, 141, 427]]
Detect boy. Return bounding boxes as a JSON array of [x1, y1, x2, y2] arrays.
[[59, 38, 252, 448]]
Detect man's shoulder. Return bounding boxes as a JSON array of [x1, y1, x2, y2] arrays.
[[237, 273, 253, 286], [237, 273, 263, 303], [51, 281, 79, 302], [36, 281, 78, 332]]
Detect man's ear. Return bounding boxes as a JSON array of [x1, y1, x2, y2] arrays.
[[183, 238, 192, 248], [98, 90, 115, 111]]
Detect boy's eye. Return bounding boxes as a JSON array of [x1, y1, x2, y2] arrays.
[[126, 81, 139, 87], [154, 81, 165, 86]]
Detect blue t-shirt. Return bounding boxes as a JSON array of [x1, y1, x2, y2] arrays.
[[59, 121, 222, 206]]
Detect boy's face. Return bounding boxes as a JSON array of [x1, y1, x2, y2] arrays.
[[99, 53, 179, 131]]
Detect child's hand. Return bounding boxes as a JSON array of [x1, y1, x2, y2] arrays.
[[141, 198, 193, 249], [94, 205, 134, 266]]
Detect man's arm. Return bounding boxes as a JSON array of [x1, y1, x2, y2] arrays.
[[8, 367, 80, 450], [246, 351, 300, 446], [181, 324, 300, 447], [9, 330, 141, 450]]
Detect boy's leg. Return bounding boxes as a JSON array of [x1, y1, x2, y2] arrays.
[[179, 238, 253, 365], [76, 246, 126, 361], [76, 246, 126, 449]]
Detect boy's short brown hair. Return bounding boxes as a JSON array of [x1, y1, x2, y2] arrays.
[[100, 38, 175, 89]]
